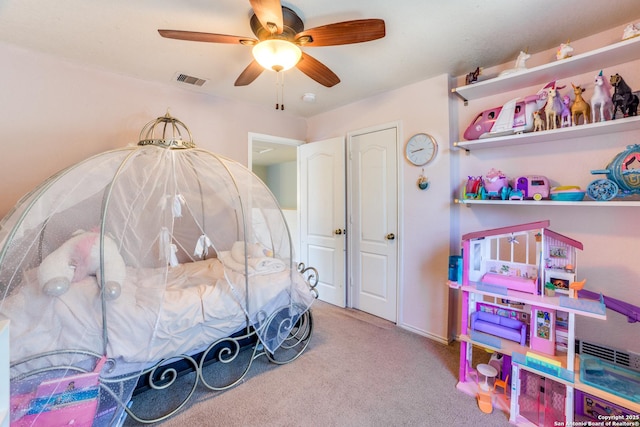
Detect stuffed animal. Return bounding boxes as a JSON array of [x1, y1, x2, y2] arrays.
[[37, 230, 126, 299]]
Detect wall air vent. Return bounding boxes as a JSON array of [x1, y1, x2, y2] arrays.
[[175, 73, 207, 87], [577, 340, 640, 372]]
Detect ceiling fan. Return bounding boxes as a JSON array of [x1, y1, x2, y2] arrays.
[[158, 0, 385, 88]]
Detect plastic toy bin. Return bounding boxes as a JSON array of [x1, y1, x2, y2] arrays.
[[579, 355, 640, 403]]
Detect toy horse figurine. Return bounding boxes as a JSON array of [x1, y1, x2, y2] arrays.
[[533, 111, 544, 132], [561, 95, 572, 127], [591, 71, 614, 122], [465, 67, 481, 85], [571, 84, 591, 126], [610, 73, 639, 119], [499, 51, 531, 77], [545, 85, 564, 130]]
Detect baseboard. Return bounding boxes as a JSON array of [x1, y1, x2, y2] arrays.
[[398, 322, 453, 345]]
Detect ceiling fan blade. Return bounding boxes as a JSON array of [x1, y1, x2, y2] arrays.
[[158, 29, 257, 45], [234, 60, 265, 86], [249, 0, 284, 34], [296, 52, 340, 87], [295, 19, 385, 46]]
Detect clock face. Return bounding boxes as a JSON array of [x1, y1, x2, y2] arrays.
[[405, 133, 437, 166]]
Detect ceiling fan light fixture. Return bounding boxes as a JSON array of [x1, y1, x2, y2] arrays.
[[252, 39, 302, 72]]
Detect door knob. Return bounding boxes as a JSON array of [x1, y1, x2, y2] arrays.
[[334, 229, 343, 235], [386, 233, 395, 240]]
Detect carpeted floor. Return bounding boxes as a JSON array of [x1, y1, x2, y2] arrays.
[[125, 301, 513, 426]]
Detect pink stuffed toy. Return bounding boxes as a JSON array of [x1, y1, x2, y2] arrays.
[[37, 230, 126, 299]]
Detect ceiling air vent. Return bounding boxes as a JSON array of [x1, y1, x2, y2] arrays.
[[578, 340, 640, 372], [175, 73, 207, 87]]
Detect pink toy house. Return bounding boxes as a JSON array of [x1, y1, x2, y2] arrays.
[[452, 220, 609, 426]]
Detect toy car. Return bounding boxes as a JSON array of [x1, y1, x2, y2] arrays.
[[507, 188, 525, 200], [515, 175, 550, 200]]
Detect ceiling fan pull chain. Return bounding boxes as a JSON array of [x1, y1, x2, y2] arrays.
[[274, 71, 285, 110], [274, 72, 279, 109], [280, 71, 285, 110]]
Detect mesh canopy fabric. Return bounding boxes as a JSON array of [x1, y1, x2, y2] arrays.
[[0, 138, 315, 425]]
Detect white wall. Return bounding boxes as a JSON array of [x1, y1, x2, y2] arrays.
[[0, 41, 307, 218], [452, 24, 640, 354], [281, 209, 300, 262], [307, 74, 454, 343], [266, 161, 297, 209]]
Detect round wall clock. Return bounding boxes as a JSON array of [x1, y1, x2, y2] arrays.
[[405, 133, 438, 166]]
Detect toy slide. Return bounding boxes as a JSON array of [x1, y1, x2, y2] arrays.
[[578, 289, 639, 323]]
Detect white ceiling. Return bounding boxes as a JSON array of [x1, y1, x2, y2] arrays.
[[1, 1, 640, 118]]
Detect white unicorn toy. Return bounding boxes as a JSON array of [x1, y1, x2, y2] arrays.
[[556, 43, 574, 60], [499, 51, 531, 77], [622, 23, 640, 40], [591, 70, 615, 122]]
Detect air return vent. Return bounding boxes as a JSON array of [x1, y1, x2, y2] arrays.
[[577, 340, 640, 372], [175, 73, 207, 87]]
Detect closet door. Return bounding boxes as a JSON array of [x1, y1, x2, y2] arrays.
[[348, 125, 398, 322]]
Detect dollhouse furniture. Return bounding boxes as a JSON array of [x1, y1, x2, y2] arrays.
[[477, 390, 493, 414], [569, 279, 586, 298], [470, 311, 527, 345], [481, 273, 537, 294], [477, 363, 498, 391], [494, 374, 510, 397], [466, 361, 479, 384]]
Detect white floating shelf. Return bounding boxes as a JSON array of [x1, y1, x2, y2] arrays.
[[455, 198, 640, 207], [452, 36, 640, 102], [453, 115, 640, 150]]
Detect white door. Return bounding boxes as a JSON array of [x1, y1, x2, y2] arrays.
[[348, 126, 398, 322], [298, 137, 346, 307]]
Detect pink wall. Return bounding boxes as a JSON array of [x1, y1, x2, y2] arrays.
[[307, 74, 455, 342], [0, 41, 307, 218]]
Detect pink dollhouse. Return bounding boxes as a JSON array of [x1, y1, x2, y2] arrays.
[[451, 220, 613, 426]]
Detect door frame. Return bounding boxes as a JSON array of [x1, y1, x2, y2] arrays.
[[248, 132, 305, 170], [346, 121, 403, 320], [248, 132, 305, 261]]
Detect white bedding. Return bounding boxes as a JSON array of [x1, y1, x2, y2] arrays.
[[1, 258, 307, 368]]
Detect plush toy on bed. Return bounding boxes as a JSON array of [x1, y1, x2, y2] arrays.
[[37, 230, 126, 300]]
